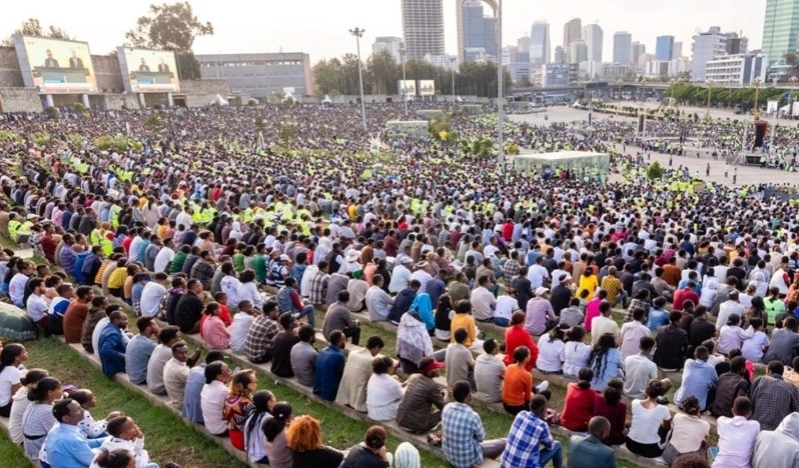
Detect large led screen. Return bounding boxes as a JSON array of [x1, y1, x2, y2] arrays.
[[117, 47, 180, 93], [13, 35, 98, 94]]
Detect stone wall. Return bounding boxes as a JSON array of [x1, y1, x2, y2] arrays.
[[179, 79, 230, 96], [0, 48, 24, 88], [92, 54, 125, 93], [0, 87, 41, 113]]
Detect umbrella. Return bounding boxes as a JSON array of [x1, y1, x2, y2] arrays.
[[0, 302, 38, 341]]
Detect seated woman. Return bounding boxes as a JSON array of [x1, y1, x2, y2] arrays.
[[661, 395, 710, 465], [433, 295, 454, 342], [223, 369, 257, 450], [589, 333, 624, 391], [0, 344, 27, 417], [537, 323, 569, 374], [342, 425, 394, 468], [263, 402, 293, 467], [287, 415, 344, 467], [396, 311, 434, 374], [501, 346, 550, 416], [503, 311, 539, 372], [21, 377, 62, 462], [560, 367, 596, 432], [244, 390, 276, 465], [592, 378, 627, 445], [625, 379, 672, 458], [562, 326, 592, 378], [366, 356, 404, 422]]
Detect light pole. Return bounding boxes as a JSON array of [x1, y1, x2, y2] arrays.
[[789, 76, 798, 119], [400, 44, 408, 116], [753, 77, 762, 118], [349, 27, 367, 131], [451, 57, 457, 103], [705, 79, 714, 119], [616, 79, 623, 101], [496, 0, 504, 173]]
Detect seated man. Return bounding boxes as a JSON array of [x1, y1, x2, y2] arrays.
[[710, 356, 750, 418], [290, 325, 318, 387], [92, 415, 156, 468], [335, 335, 385, 411], [146, 326, 181, 395], [474, 338, 506, 403], [749, 360, 799, 431], [322, 290, 361, 346], [163, 340, 197, 411], [752, 412, 799, 467], [365, 274, 393, 321], [446, 328, 475, 389], [674, 345, 718, 412], [275, 277, 316, 328], [42, 399, 105, 467], [715, 396, 760, 467], [124, 316, 159, 385], [269, 313, 300, 378], [313, 330, 347, 401], [396, 357, 447, 434], [443, 380, 507, 468], [568, 416, 616, 468], [98, 311, 128, 378], [245, 300, 281, 364], [228, 300, 255, 354], [183, 351, 226, 424], [623, 336, 661, 399]]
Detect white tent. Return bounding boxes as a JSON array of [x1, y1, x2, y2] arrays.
[[779, 103, 799, 117], [212, 94, 229, 106], [322, 95, 333, 104]]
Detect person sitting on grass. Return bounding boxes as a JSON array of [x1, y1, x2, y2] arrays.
[[567, 416, 616, 468], [42, 399, 106, 468], [625, 378, 672, 458], [661, 395, 710, 465], [269, 313, 300, 378], [70, 389, 122, 440], [201, 302, 231, 350], [124, 317, 160, 386], [224, 369, 257, 451], [560, 367, 596, 432], [499, 394, 558, 468], [444, 380, 507, 468], [313, 330, 347, 401], [502, 345, 551, 416], [89, 415, 157, 468], [146, 326, 181, 396], [342, 425, 395, 468], [98, 311, 128, 378], [200, 361, 233, 437], [262, 402, 293, 467]]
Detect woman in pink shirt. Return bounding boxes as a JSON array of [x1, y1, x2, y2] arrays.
[[202, 302, 231, 349], [583, 289, 608, 332]]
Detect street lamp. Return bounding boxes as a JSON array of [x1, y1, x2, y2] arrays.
[[497, 0, 504, 174], [789, 76, 798, 119], [752, 77, 762, 119], [705, 79, 714, 119], [349, 27, 367, 131], [450, 57, 457, 103], [400, 44, 408, 116], [616, 79, 623, 101]]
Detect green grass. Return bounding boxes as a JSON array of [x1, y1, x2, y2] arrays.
[[0, 431, 32, 467], [20, 337, 249, 468]]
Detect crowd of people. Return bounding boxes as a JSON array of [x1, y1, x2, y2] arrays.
[[0, 102, 799, 468]]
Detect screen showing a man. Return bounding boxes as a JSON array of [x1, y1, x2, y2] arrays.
[[44, 49, 59, 68], [139, 58, 150, 72], [69, 48, 84, 69], [157, 56, 170, 73]]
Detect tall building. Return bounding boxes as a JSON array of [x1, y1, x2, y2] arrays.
[[691, 26, 729, 81], [372, 37, 403, 63], [632, 42, 645, 70], [402, 0, 445, 59], [553, 46, 567, 63], [530, 21, 551, 66], [655, 35, 675, 60], [460, 0, 498, 61], [725, 32, 749, 54], [563, 18, 582, 60], [762, 0, 799, 66], [705, 53, 767, 84], [196, 52, 314, 98], [517, 36, 531, 63], [570, 40, 588, 64], [613, 32, 632, 65], [674, 41, 683, 58], [456, 0, 498, 63], [583, 23, 604, 62]]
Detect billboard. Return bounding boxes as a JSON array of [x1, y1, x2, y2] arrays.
[[117, 47, 180, 93], [419, 80, 435, 96], [398, 80, 416, 97], [13, 35, 97, 94]]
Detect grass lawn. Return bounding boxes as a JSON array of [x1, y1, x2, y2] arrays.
[[0, 430, 32, 467]]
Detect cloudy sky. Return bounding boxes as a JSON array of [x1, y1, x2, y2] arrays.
[[2, 0, 767, 62]]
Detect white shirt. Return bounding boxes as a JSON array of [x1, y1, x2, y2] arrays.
[[623, 354, 658, 399], [527, 264, 549, 288], [237, 282, 263, 309], [536, 336, 565, 373], [627, 400, 671, 445], [563, 341, 592, 377], [220, 276, 242, 308], [619, 321, 651, 359], [409, 270, 432, 294], [717, 325, 754, 355], [153, 247, 175, 273], [9, 273, 29, 307], [139, 282, 167, 317], [717, 301, 746, 330], [229, 313, 254, 354], [176, 212, 193, 230], [300, 264, 318, 297], [388, 265, 412, 293], [0, 366, 21, 406], [90, 436, 152, 468], [365, 373, 404, 421], [741, 330, 770, 362], [493, 295, 517, 322], [201, 380, 229, 435], [713, 416, 760, 468], [26, 293, 49, 322], [474, 353, 506, 403], [470, 287, 496, 321], [92, 318, 110, 357]]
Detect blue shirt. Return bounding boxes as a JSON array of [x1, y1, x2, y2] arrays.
[[500, 411, 554, 468], [124, 335, 157, 385], [98, 325, 127, 377], [646, 308, 669, 331], [313, 344, 345, 401], [183, 364, 206, 423], [45, 423, 104, 468], [674, 358, 718, 410], [443, 402, 486, 468]]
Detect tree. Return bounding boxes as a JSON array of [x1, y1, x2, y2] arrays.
[[646, 161, 664, 180], [365, 50, 399, 95], [125, 2, 214, 79], [517, 75, 533, 88], [1, 18, 72, 46]]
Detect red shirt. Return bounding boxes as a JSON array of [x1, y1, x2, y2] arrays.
[[672, 287, 700, 311], [560, 382, 597, 432], [503, 325, 539, 371], [593, 394, 627, 445], [122, 236, 133, 256]]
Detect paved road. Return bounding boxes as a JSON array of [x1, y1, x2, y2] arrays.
[[509, 107, 798, 188]]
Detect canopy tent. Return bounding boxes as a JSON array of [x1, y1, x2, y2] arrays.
[[513, 150, 610, 181], [779, 103, 799, 117], [212, 94, 229, 106]]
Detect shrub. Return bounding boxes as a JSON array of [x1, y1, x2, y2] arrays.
[[646, 161, 664, 180]]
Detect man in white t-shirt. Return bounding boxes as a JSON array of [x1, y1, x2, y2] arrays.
[[153, 238, 176, 273], [527, 257, 550, 289], [714, 396, 760, 468], [25, 278, 50, 328], [623, 336, 661, 399], [228, 301, 256, 354], [473, 339, 505, 403], [139, 272, 169, 317]]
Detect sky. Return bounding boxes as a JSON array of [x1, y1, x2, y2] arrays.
[[1, 0, 768, 62]]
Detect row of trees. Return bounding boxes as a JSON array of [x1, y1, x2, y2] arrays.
[[2, 2, 214, 79], [665, 82, 792, 109], [312, 50, 513, 98]]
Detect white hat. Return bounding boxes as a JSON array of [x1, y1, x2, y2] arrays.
[[279, 254, 290, 262], [400, 257, 413, 265], [345, 250, 361, 262], [535, 287, 549, 296]]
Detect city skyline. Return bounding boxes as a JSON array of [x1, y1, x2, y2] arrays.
[[0, 0, 768, 63]]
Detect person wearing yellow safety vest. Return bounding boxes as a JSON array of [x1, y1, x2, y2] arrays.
[[90, 220, 115, 257]]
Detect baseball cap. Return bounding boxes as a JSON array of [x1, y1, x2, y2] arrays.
[[535, 287, 549, 296], [420, 360, 444, 375]]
